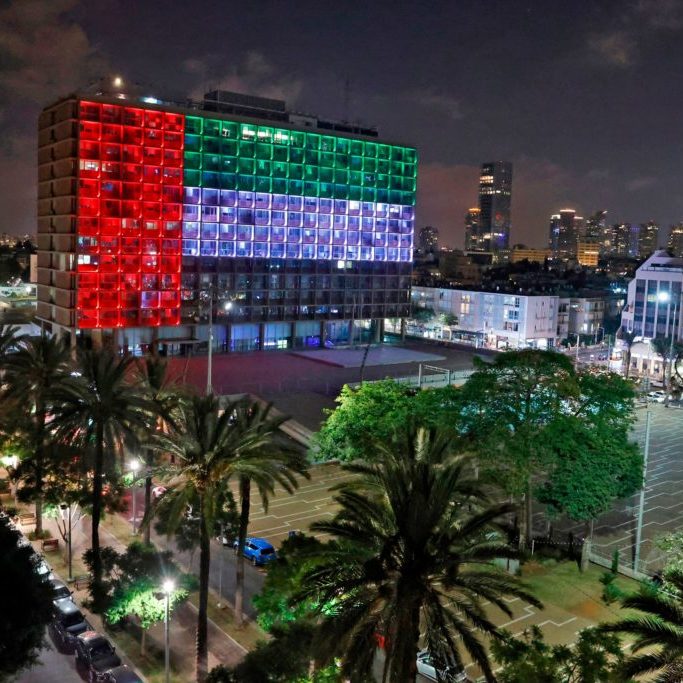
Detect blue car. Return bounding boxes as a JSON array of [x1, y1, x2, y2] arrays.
[[233, 537, 277, 566]]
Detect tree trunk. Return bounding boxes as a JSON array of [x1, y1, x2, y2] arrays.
[[235, 476, 251, 629], [34, 496, 43, 537], [387, 594, 421, 683], [91, 421, 104, 609], [196, 496, 211, 683], [143, 448, 153, 546], [140, 628, 146, 656], [624, 349, 631, 379], [525, 480, 533, 548]]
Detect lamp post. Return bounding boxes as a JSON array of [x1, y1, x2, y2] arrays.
[[162, 578, 174, 683], [217, 522, 225, 608], [130, 459, 140, 535], [59, 503, 73, 583], [634, 410, 652, 573]]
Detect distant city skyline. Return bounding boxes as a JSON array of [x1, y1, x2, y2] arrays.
[[3, 1, 683, 249]]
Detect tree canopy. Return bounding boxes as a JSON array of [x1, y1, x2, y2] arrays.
[[313, 380, 462, 462], [0, 515, 53, 680]]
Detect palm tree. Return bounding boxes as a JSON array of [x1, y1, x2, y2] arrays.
[[52, 347, 149, 608], [600, 569, 683, 681], [230, 400, 309, 628], [151, 395, 307, 681], [3, 335, 71, 535], [134, 356, 184, 545], [619, 327, 637, 379], [0, 323, 23, 360], [294, 426, 541, 683]]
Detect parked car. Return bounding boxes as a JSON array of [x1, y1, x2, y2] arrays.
[[101, 665, 144, 683], [416, 650, 470, 682], [49, 578, 73, 603], [32, 555, 53, 580], [75, 631, 122, 682], [648, 391, 667, 403], [52, 598, 89, 649], [232, 537, 277, 566]]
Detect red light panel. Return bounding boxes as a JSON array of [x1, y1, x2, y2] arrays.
[[76, 101, 184, 329]]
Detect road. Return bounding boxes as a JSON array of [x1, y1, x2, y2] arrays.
[[16, 628, 84, 683]]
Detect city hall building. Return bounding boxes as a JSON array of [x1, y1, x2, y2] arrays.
[[37, 86, 416, 353]]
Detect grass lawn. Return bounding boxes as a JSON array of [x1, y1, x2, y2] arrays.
[[520, 559, 640, 626]]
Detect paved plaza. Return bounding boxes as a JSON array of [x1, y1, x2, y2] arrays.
[[551, 402, 683, 574], [290, 346, 446, 368], [171, 340, 482, 430]]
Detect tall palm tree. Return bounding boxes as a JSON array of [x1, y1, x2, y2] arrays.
[[151, 395, 307, 681], [230, 400, 309, 628], [3, 335, 71, 535], [0, 323, 23, 361], [294, 426, 541, 683], [52, 347, 149, 608], [600, 569, 683, 681], [134, 356, 184, 545]]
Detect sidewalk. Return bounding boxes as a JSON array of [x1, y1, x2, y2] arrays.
[[36, 514, 247, 682]]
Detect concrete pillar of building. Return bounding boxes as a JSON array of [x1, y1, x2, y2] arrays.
[[258, 322, 265, 351], [400, 318, 407, 342], [319, 321, 326, 347], [373, 318, 381, 343], [348, 320, 355, 346], [225, 323, 232, 353]]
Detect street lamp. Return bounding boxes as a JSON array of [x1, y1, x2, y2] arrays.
[[59, 503, 73, 583], [130, 459, 140, 535], [162, 578, 174, 683], [657, 290, 679, 407], [634, 410, 652, 573]]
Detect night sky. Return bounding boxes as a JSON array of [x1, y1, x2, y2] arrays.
[[2, 0, 683, 248]]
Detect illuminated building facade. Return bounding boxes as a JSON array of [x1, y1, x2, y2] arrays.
[[37, 90, 417, 352], [463, 207, 481, 251], [474, 162, 512, 252], [548, 209, 583, 260]]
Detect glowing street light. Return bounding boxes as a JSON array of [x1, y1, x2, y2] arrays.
[[657, 290, 679, 407], [113, 76, 123, 89], [162, 579, 175, 683]]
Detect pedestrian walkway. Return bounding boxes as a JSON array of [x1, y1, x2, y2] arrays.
[[36, 513, 247, 681]]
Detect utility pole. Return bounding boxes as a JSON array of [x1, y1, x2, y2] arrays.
[[634, 410, 652, 573], [206, 283, 213, 396]]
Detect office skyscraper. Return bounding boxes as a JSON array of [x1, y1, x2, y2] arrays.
[[668, 223, 683, 258], [473, 162, 512, 252], [638, 221, 659, 258], [584, 210, 607, 244], [464, 207, 480, 250], [418, 225, 439, 254], [548, 209, 583, 259]]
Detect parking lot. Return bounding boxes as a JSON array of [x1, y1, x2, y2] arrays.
[[558, 402, 683, 574]]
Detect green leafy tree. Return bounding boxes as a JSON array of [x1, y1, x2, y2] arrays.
[[536, 414, 641, 537], [460, 351, 578, 546], [314, 380, 462, 462], [460, 352, 638, 546], [52, 347, 150, 610], [492, 625, 626, 682], [104, 541, 193, 654], [252, 533, 327, 632], [411, 306, 435, 323], [0, 515, 53, 680], [600, 569, 683, 681], [293, 426, 540, 683], [3, 335, 71, 535], [206, 622, 341, 682]]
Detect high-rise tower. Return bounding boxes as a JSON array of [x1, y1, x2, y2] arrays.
[[474, 162, 512, 252]]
